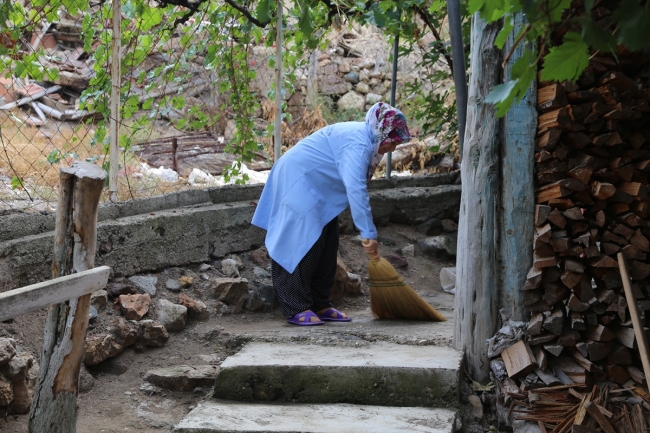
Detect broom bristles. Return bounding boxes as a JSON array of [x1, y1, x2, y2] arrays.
[[368, 256, 447, 321]]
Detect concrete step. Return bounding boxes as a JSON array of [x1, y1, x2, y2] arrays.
[[212, 342, 462, 407], [174, 400, 457, 433]]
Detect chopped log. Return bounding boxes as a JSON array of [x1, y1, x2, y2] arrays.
[[558, 329, 581, 346], [588, 255, 619, 268], [543, 305, 565, 335], [534, 254, 559, 268], [533, 344, 547, 371], [544, 344, 564, 356], [571, 312, 586, 331], [534, 368, 561, 386], [528, 312, 544, 335], [565, 258, 586, 273], [538, 107, 572, 135], [555, 357, 589, 385], [573, 233, 591, 247], [537, 129, 563, 149], [523, 289, 543, 306], [626, 365, 645, 384], [574, 277, 596, 303], [538, 84, 568, 111], [618, 212, 647, 227], [613, 224, 635, 240], [630, 229, 650, 252], [602, 230, 628, 245], [604, 365, 630, 385], [501, 340, 538, 378], [543, 282, 569, 305], [601, 243, 621, 255], [564, 207, 584, 220], [565, 132, 591, 149], [568, 294, 590, 312], [614, 326, 635, 349], [630, 260, 650, 279], [535, 223, 553, 243], [620, 244, 646, 261], [548, 209, 568, 228], [535, 205, 552, 226], [595, 210, 606, 227], [528, 332, 558, 345], [585, 325, 615, 342], [551, 237, 572, 252], [607, 344, 632, 365], [586, 340, 612, 362], [596, 289, 617, 304], [561, 270, 582, 289], [618, 182, 648, 199], [590, 181, 616, 200]]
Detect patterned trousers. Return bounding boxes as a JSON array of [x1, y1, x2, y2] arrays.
[[271, 217, 339, 317]]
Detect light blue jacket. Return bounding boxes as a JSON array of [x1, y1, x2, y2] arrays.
[[251, 121, 377, 273]]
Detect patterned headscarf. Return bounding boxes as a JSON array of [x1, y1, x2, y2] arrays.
[[365, 102, 411, 181]]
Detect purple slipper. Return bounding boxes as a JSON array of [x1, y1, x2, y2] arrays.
[[317, 308, 352, 322], [286, 311, 324, 326]]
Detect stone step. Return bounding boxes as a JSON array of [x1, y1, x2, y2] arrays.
[[174, 400, 457, 433], [212, 342, 462, 407]]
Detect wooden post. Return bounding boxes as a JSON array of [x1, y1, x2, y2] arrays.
[[306, 50, 318, 110], [453, 14, 501, 383], [499, 12, 536, 321], [29, 162, 106, 433]]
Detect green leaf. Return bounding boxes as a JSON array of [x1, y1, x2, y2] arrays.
[[540, 32, 589, 82], [363, 4, 388, 27], [485, 79, 518, 105], [256, 0, 271, 23], [613, 0, 650, 52], [548, 0, 572, 23], [576, 17, 616, 52], [10, 176, 24, 190], [298, 6, 314, 36], [468, 0, 485, 15], [495, 16, 513, 49]]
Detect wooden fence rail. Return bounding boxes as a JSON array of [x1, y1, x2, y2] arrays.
[[0, 266, 110, 322]]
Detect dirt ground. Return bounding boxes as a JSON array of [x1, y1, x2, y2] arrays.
[[0, 223, 457, 433]]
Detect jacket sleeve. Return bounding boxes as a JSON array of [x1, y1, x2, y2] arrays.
[[334, 139, 378, 240]]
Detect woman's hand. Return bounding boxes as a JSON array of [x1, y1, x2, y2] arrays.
[[362, 239, 380, 258]]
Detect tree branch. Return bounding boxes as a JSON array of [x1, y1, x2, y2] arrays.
[[414, 6, 454, 73], [224, 0, 271, 27]]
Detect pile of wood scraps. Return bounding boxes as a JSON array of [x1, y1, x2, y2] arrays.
[[506, 382, 649, 432]]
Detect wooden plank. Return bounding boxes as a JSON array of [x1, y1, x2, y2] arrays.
[[454, 14, 501, 383], [584, 402, 617, 433], [617, 253, 650, 392], [502, 340, 538, 378], [0, 267, 110, 322]]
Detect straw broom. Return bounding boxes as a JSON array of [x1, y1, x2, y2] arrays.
[[364, 243, 446, 321]]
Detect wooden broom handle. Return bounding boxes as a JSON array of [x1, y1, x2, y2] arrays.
[[617, 252, 650, 385]]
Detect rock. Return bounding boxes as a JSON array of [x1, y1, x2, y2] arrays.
[[366, 92, 383, 105], [106, 281, 138, 298], [245, 289, 266, 312], [166, 278, 182, 292], [319, 75, 350, 95], [402, 244, 415, 257], [468, 395, 484, 419], [209, 277, 249, 300], [221, 259, 240, 278], [337, 91, 365, 112], [346, 273, 362, 295], [139, 320, 169, 347], [196, 354, 221, 364], [91, 290, 108, 310], [140, 381, 164, 395], [143, 365, 219, 392], [78, 367, 95, 393], [178, 293, 210, 321], [385, 254, 408, 269], [415, 218, 443, 236], [362, 59, 376, 69], [198, 264, 212, 272], [0, 374, 12, 406], [378, 236, 396, 246], [355, 82, 370, 94], [90, 349, 134, 376], [0, 338, 16, 367], [249, 248, 269, 267], [258, 285, 278, 310], [5, 353, 32, 380], [155, 299, 187, 332], [84, 334, 124, 366], [339, 62, 350, 73], [118, 293, 151, 320], [253, 266, 271, 280], [128, 276, 158, 296], [216, 302, 231, 315], [108, 317, 140, 348], [331, 257, 362, 300], [344, 71, 360, 84], [8, 354, 36, 414], [179, 275, 194, 288], [418, 235, 457, 258], [89, 305, 99, 322], [216, 278, 249, 314], [224, 119, 237, 142], [369, 70, 384, 79], [359, 69, 370, 82], [227, 254, 244, 269], [442, 219, 459, 232]]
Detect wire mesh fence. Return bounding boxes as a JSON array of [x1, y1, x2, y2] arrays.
[[0, 2, 457, 214]]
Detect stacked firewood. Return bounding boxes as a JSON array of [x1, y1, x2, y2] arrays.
[[489, 48, 650, 428]]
